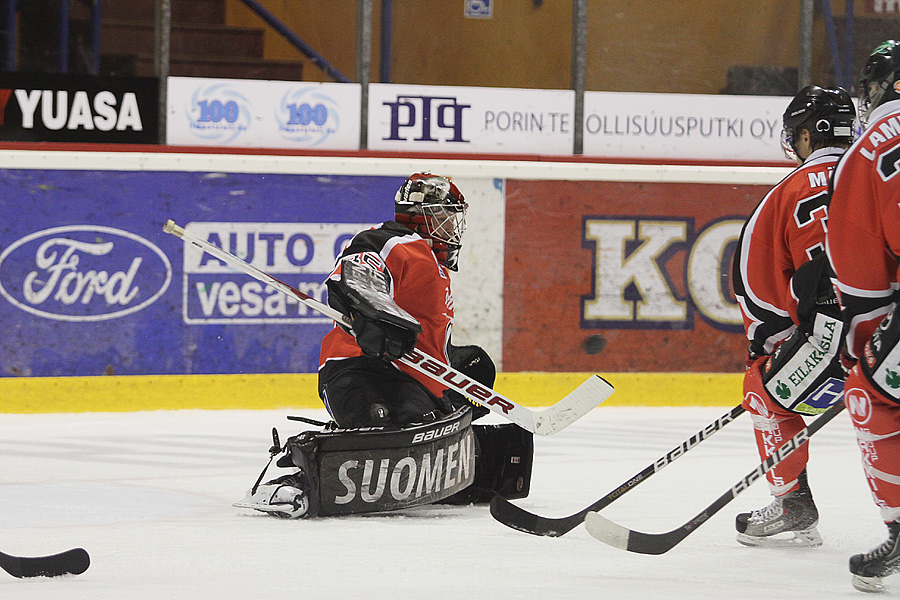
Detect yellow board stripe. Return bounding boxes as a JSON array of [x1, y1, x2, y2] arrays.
[[0, 372, 743, 414]]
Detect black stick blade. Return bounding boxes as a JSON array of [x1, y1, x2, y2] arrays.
[[0, 548, 90, 578], [490, 496, 585, 537], [585, 512, 685, 555]]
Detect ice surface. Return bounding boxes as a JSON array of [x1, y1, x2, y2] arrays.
[[0, 406, 886, 599]]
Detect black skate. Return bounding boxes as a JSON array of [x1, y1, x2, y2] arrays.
[[850, 522, 900, 593], [735, 476, 821, 548]]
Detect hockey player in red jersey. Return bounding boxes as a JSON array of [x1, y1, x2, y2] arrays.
[[732, 86, 854, 547], [235, 173, 533, 519], [317, 172, 493, 428], [826, 40, 900, 593]]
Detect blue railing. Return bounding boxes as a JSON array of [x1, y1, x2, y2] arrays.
[[820, 0, 855, 91], [0, 0, 102, 74]]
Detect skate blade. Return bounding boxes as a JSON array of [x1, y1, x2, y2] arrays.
[[233, 500, 288, 512], [852, 574, 888, 593], [736, 527, 823, 548]]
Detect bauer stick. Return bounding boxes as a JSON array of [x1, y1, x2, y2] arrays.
[[0, 547, 90, 578], [490, 403, 746, 536], [163, 220, 614, 435], [584, 400, 845, 554]]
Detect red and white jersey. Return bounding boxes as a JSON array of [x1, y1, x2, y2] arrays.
[[319, 221, 454, 397], [826, 99, 900, 359], [733, 147, 845, 356]]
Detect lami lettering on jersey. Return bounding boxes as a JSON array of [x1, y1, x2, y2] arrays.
[[827, 99, 900, 358]]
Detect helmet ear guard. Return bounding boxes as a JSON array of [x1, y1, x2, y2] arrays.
[[394, 173, 467, 271], [780, 85, 856, 161]]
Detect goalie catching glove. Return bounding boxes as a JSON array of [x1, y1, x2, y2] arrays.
[[329, 258, 422, 360]]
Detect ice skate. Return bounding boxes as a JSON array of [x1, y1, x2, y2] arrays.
[[234, 472, 310, 519], [850, 522, 900, 593], [735, 477, 821, 547]]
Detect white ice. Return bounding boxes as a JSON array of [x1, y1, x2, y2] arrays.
[[0, 405, 888, 599]]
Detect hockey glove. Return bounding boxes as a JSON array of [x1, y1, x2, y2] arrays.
[[334, 259, 422, 360]]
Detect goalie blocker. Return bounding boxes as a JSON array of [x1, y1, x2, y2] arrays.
[[236, 406, 533, 518]]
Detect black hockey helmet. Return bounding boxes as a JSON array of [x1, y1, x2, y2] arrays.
[[858, 40, 900, 126], [394, 173, 467, 271], [780, 85, 856, 162]]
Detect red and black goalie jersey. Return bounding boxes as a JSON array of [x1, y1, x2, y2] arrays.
[[319, 221, 455, 397]]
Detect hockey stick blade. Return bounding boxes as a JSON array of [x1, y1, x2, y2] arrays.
[[163, 220, 613, 435], [0, 547, 90, 578], [584, 400, 845, 554], [490, 404, 746, 536]]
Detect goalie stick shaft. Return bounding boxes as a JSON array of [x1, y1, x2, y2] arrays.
[[490, 404, 746, 536], [0, 548, 90, 578], [584, 400, 845, 555], [163, 219, 613, 435]]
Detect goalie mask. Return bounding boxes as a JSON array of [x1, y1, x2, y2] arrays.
[[858, 40, 900, 128], [780, 85, 856, 162], [395, 173, 467, 271]]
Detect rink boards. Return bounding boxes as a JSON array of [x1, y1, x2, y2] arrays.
[[0, 146, 784, 413]]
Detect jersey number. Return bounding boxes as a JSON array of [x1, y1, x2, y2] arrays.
[[794, 189, 829, 260], [878, 146, 900, 181]]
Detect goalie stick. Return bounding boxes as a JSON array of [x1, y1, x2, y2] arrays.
[[584, 400, 845, 554], [163, 219, 613, 435], [0, 547, 90, 578], [490, 404, 746, 536]]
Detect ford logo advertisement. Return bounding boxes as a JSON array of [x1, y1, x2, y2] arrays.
[[0, 170, 398, 377], [0, 225, 171, 322]]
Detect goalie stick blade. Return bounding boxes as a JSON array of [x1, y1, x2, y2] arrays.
[[582, 401, 845, 555], [532, 375, 614, 436], [490, 404, 747, 536], [0, 548, 90, 578]]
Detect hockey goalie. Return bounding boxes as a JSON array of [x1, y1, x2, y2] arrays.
[[235, 173, 534, 518]]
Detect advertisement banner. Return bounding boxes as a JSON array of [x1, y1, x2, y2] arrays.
[[367, 83, 574, 155], [583, 91, 792, 163], [166, 77, 361, 149], [0, 73, 158, 144], [502, 179, 768, 372], [0, 170, 398, 377]]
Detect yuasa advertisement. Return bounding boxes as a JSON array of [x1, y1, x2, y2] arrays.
[[0, 73, 158, 144]]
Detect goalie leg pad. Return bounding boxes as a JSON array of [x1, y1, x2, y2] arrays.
[[269, 407, 476, 517], [439, 423, 534, 505]]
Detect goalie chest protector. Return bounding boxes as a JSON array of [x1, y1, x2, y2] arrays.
[[278, 407, 475, 517]]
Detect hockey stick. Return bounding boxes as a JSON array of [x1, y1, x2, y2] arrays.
[[490, 404, 746, 536], [163, 219, 614, 435], [584, 400, 845, 554], [0, 547, 90, 578]]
